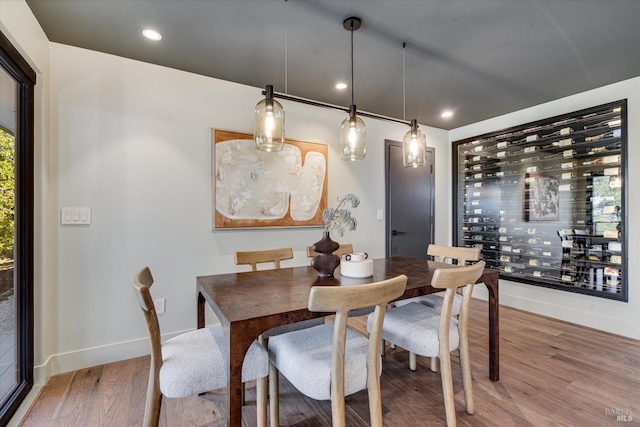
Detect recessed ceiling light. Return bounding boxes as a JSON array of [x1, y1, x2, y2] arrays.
[[335, 82, 348, 90], [441, 110, 453, 118], [142, 29, 162, 41]]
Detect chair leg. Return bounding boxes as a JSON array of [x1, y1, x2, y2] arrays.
[[459, 333, 474, 414], [430, 356, 439, 372], [380, 339, 385, 357], [256, 375, 267, 427], [409, 352, 417, 371], [144, 371, 162, 427], [251, 335, 270, 406], [143, 393, 162, 427], [269, 363, 279, 427], [439, 352, 457, 427]]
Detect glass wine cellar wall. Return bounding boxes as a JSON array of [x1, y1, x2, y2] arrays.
[[453, 100, 627, 301]]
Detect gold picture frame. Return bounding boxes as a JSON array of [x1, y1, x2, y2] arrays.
[[212, 130, 328, 229]]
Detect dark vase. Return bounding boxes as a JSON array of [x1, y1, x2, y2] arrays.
[[310, 231, 340, 277]]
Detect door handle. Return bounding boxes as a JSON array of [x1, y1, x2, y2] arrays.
[[392, 230, 406, 236]]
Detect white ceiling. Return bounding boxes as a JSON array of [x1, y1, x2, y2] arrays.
[[23, 0, 640, 130]]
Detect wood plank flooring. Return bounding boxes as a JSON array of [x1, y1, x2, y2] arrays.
[[20, 300, 640, 426]]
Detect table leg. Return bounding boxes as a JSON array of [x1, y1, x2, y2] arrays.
[[225, 323, 253, 427], [484, 275, 500, 381], [197, 291, 205, 329]]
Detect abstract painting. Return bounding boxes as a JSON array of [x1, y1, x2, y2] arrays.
[[212, 130, 328, 229], [525, 173, 560, 221]]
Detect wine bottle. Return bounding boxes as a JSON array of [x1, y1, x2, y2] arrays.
[[555, 138, 574, 147], [585, 129, 621, 141], [543, 126, 573, 138], [523, 125, 544, 134], [583, 117, 620, 130], [552, 118, 576, 126], [582, 154, 620, 166]]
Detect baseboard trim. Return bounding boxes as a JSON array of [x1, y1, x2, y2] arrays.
[[33, 328, 195, 383], [472, 285, 640, 340]]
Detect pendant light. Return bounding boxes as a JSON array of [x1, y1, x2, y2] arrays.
[[339, 17, 366, 161], [401, 43, 427, 167], [254, 84, 285, 152]]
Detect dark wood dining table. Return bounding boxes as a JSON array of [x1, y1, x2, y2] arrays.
[[196, 256, 499, 427]]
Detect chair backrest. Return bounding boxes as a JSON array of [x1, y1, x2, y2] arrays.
[[427, 244, 481, 266], [308, 275, 407, 425], [235, 247, 294, 271], [132, 267, 163, 426], [431, 261, 485, 347], [306, 243, 354, 258]]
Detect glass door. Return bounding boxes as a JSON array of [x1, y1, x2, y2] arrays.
[[0, 64, 18, 409], [0, 31, 35, 424]]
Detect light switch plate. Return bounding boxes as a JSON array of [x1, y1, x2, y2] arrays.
[[61, 207, 92, 225]]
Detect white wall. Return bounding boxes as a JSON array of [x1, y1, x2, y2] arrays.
[[47, 43, 449, 375], [450, 77, 640, 340]]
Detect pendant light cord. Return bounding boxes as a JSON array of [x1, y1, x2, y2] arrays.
[[284, 0, 288, 94], [350, 21, 354, 106], [403, 42, 406, 121]]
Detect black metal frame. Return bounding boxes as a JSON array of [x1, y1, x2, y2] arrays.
[[0, 30, 35, 425], [452, 100, 628, 302]]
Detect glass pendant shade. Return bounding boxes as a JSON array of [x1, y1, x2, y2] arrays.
[[402, 119, 427, 167], [339, 105, 366, 160], [254, 85, 285, 152]]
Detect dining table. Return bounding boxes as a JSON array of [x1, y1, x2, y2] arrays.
[[196, 256, 499, 427]]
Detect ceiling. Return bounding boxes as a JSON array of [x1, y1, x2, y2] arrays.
[[24, 0, 640, 130]]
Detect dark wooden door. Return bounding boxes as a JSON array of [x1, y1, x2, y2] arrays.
[[385, 140, 435, 259]]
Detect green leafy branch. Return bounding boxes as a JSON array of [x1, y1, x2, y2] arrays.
[[322, 193, 359, 237]]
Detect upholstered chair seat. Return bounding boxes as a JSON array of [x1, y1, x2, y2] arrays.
[[368, 302, 458, 360], [268, 323, 374, 401], [392, 292, 463, 316], [387, 244, 480, 372], [160, 326, 268, 398]]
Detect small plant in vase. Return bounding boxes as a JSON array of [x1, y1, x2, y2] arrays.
[[311, 194, 360, 277], [322, 193, 360, 237]]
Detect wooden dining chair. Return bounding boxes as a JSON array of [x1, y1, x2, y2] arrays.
[[267, 275, 408, 427], [306, 243, 354, 258], [391, 244, 481, 371], [234, 247, 325, 403], [235, 247, 294, 271], [132, 267, 269, 427], [372, 261, 485, 427]]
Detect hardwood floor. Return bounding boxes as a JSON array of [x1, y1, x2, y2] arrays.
[[21, 300, 640, 426]]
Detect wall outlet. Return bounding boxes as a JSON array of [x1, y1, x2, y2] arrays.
[[154, 298, 166, 314]]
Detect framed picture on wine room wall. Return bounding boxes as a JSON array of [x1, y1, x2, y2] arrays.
[[525, 173, 560, 221], [211, 129, 328, 229]]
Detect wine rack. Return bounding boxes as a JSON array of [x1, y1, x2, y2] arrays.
[[453, 100, 627, 301]]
